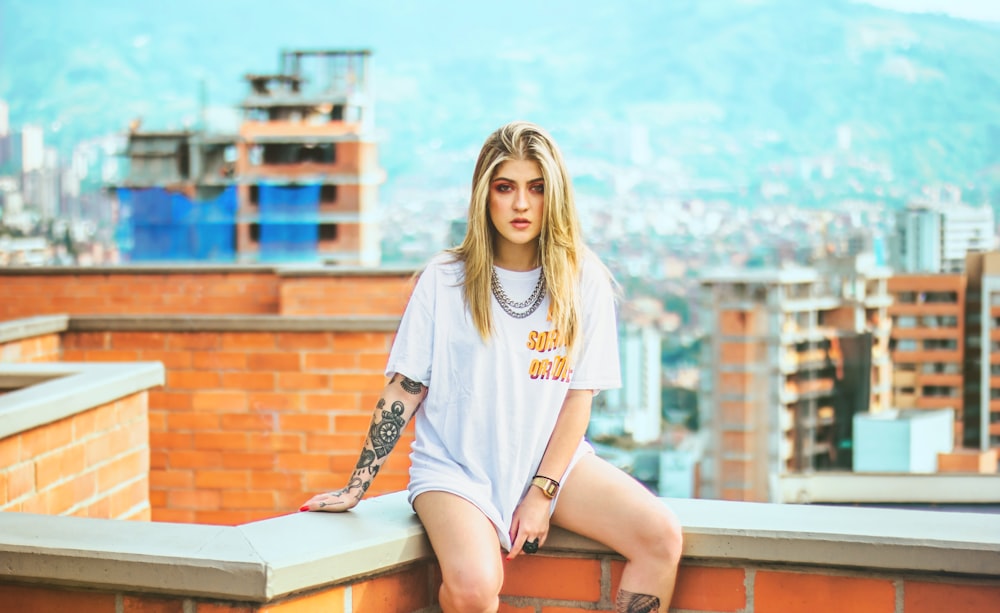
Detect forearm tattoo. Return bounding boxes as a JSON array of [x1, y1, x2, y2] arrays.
[[615, 589, 661, 613], [342, 376, 426, 498]]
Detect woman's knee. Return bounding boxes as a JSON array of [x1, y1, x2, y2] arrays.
[[631, 504, 683, 567], [441, 564, 503, 613]]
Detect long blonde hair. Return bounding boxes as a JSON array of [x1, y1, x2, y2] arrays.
[[448, 121, 586, 356]]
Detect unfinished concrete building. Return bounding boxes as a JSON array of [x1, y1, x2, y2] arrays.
[[115, 49, 382, 265]]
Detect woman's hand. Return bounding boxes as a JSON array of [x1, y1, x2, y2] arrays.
[[507, 487, 553, 560], [299, 484, 363, 513]]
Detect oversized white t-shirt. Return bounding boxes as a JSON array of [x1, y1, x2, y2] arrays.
[[385, 250, 621, 551]]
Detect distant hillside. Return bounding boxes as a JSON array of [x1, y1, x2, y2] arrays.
[[2, 0, 999, 204]]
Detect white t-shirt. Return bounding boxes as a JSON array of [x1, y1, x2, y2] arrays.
[[385, 250, 622, 551]]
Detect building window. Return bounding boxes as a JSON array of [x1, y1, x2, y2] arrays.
[[896, 339, 918, 351], [990, 364, 1000, 376], [920, 315, 957, 327], [922, 363, 959, 375], [895, 316, 917, 328], [923, 291, 958, 304], [319, 224, 338, 241], [897, 363, 917, 372], [990, 389, 1000, 400], [923, 385, 957, 397], [897, 291, 917, 303], [923, 339, 958, 351]]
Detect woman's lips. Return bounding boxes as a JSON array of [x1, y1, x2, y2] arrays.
[[512, 219, 530, 230]]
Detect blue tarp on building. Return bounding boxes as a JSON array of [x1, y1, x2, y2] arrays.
[[258, 184, 320, 262], [118, 187, 237, 262]]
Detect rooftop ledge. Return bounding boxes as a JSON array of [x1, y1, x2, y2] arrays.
[[1, 491, 998, 603], [0, 361, 165, 440]]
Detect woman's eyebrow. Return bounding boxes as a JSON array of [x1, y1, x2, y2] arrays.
[[492, 176, 544, 183]]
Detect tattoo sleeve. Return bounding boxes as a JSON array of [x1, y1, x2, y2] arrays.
[[340, 375, 426, 500]]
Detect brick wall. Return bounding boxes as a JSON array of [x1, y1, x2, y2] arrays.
[[278, 274, 415, 316], [0, 391, 150, 520], [0, 268, 417, 321], [0, 271, 281, 320], [62, 328, 405, 524], [0, 333, 60, 363], [3, 555, 999, 613]]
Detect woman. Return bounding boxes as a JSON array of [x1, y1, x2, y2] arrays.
[[299, 121, 682, 613]]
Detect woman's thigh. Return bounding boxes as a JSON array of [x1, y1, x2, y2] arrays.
[[413, 491, 504, 588], [551, 453, 681, 561]]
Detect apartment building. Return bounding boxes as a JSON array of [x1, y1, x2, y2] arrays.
[[963, 251, 1000, 450], [117, 49, 382, 265], [893, 190, 995, 274], [886, 272, 965, 446], [886, 251, 1000, 454], [698, 254, 893, 502]]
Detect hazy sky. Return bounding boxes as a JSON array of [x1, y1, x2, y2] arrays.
[[857, 0, 1000, 23]]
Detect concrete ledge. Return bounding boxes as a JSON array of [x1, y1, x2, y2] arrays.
[[68, 315, 401, 333], [0, 362, 166, 439], [781, 472, 1000, 504], [1, 491, 998, 603], [0, 264, 418, 276], [276, 265, 418, 277], [0, 315, 69, 344], [0, 265, 276, 275]]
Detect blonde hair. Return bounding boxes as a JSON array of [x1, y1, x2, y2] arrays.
[[448, 121, 587, 355]]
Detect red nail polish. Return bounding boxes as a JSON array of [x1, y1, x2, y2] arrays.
[[299, 506, 309, 512]]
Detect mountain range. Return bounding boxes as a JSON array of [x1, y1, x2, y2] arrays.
[[2, 0, 999, 206]]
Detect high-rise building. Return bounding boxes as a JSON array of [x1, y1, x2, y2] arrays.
[[116, 49, 382, 265], [962, 251, 1000, 451], [20, 124, 44, 173], [894, 192, 996, 273], [698, 254, 892, 502], [0, 99, 9, 137], [886, 251, 1000, 457], [886, 272, 965, 445]]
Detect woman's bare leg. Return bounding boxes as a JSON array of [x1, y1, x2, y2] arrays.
[[551, 454, 683, 613], [413, 491, 504, 613]]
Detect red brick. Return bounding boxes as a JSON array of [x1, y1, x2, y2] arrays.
[[248, 392, 301, 412], [222, 490, 276, 509], [168, 370, 221, 390], [195, 601, 256, 613], [275, 332, 333, 350], [258, 584, 346, 613], [250, 471, 304, 490], [194, 432, 250, 451], [669, 565, 745, 611], [0, 583, 116, 613], [220, 332, 278, 351], [754, 571, 894, 613], [139, 350, 193, 369], [195, 470, 251, 489], [222, 371, 276, 391], [277, 372, 331, 390], [222, 452, 276, 470], [303, 352, 358, 370], [168, 450, 223, 469], [351, 563, 431, 613], [502, 556, 602, 602], [220, 413, 276, 431], [246, 432, 303, 452], [167, 412, 221, 430], [167, 333, 220, 350], [168, 489, 221, 510], [192, 391, 248, 412], [905, 580, 1000, 613], [35, 443, 87, 489], [192, 351, 248, 370], [247, 352, 301, 372], [112, 332, 168, 350]]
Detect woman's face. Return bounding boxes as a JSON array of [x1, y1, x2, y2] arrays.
[[488, 158, 544, 267]]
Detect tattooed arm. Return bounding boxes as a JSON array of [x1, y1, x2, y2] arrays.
[[299, 374, 427, 513]]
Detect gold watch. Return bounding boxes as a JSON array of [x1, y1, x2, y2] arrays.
[[531, 475, 559, 499]]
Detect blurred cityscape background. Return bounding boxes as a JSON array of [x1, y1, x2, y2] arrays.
[[2, 0, 1000, 510]]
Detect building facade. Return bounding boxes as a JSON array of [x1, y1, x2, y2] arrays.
[[117, 49, 382, 265], [698, 254, 892, 502]]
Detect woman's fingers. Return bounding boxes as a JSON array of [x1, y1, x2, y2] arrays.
[[299, 490, 359, 513]]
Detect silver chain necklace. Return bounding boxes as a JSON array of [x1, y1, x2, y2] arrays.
[[491, 267, 546, 319]]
